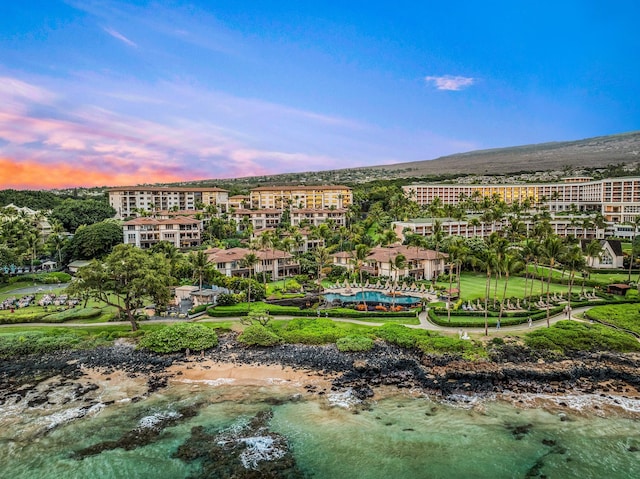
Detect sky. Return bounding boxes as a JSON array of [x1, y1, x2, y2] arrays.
[[1, 1, 639, 189]]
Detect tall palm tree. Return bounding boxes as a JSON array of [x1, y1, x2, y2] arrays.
[[258, 230, 275, 289], [487, 233, 508, 308], [542, 236, 566, 327], [241, 252, 260, 310], [280, 237, 295, 292], [520, 239, 539, 302], [351, 244, 371, 309], [314, 246, 331, 291], [474, 248, 497, 336], [498, 253, 522, 321], [389, 253, 407, 310], [585, 239, 603, 269], [563, 244, 585, 310], [627, 216, 640, 281], [189, 250, 209, 291]]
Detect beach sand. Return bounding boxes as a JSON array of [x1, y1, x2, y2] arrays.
[[166, 359, 335, 390]]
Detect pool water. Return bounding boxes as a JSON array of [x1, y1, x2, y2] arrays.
[[324, 290, 421, 305]]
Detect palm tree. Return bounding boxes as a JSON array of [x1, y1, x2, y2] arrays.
[[474, 248, 497, 336], [627, 216, 640, 281], [189, 250, 209, 291], [280, 237, 295, 292], [350, 244, 371, 309], [585, 239, 603, 269], [389, 253, 407, 310], [314, 246, 331, 291], [445, 238, 466, 323], [563, 244, 585, 310], [520, 238, 538, 302], [258, 230, 275, 289], [430, 220, 443, 285], [486, 233, 508, 308], [498, 253, 522, 321], [542, 236, 566, 327], [241, 252, 260, 310]]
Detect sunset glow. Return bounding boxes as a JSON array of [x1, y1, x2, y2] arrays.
[[1, 1, 638, 189]]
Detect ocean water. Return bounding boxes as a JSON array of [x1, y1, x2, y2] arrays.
[[1, 379, 639, 479]]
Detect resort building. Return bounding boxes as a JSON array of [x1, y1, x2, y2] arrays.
[[205, 247, 299, 279], [403, 177, 640, 223], [122, 216, 202, 249], [228, 195, 251, 210], [108, 186, 230, 219], [249, 185, 352, 210], [331, 245, 446, 281], [394, 215, 607, 240]]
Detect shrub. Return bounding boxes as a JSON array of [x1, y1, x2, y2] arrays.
[[238, 324, 282, 347], [524, 321, 640, 353], [138, 323, 218, 353], [216, 293, 238, 306], [336, 335, 374, 352], [276, 318, 344, 344], [188, 304, 209, 315], [0, 331, 82, 358], [376, 324, 419, 348]]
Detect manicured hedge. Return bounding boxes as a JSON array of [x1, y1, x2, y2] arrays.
[[428, 306, 565, 327], [42, 307, 102, 322], [207, 303, 417, 320]]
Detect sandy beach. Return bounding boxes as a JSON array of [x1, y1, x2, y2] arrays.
[[166, 359, 335, 390]]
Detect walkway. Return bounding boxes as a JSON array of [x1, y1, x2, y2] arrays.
[[0, 304, 596, 335]]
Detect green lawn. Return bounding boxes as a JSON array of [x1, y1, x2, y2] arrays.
[[585, 303, 640, 335], [437, 272, 570, 301], [527, 265, 637, 286]]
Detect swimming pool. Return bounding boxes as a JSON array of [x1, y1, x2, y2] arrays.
[[323, 291, 421, 305]]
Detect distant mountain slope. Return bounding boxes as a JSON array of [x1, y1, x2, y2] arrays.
[[166, 131, 640, 190], [366, 131, 640, 177]]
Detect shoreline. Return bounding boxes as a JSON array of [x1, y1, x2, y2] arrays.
[[2, 334, 640, 420]]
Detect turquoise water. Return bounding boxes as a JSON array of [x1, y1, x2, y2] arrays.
[[2, 380, 639, 478], [324, 291, 421, 305]]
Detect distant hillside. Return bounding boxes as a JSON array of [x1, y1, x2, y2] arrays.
[[164, 131, 640, 190], [365, 131, 640, 178]]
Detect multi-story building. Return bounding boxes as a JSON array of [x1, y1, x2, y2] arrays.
[[114, 185, 351, 245], [123, 217, 202, 249], [205, 247, 299, 279], [394, 215, 607, 240], [109, 187, 230, 219], [249, 185, 352, 210], [403, 177, 640, 223], [331, 244, 446, 281]]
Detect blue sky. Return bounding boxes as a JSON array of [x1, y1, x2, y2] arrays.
[[1, 0, 638, 188]]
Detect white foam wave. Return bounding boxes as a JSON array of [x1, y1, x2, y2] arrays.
[[44, 402, 105, 430], [442, 393, 494, 409], [239, 436, 286, 470], [175, 378, 236, 387], [513, 393, 640, 414], [137, 411, 181, 429], [327, 388, 362, 408]]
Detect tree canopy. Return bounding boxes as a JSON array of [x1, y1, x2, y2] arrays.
[[50, 198, 116, 232], [67, 220, 123, 260], [68, 244, 172, 331]]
